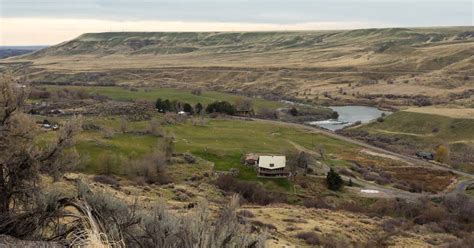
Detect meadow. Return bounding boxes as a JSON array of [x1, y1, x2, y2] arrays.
[[70, 115, 358, 192], [40, 85, 285, 110]]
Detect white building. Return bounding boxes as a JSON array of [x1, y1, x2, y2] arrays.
[[257, 155, 289, 177]]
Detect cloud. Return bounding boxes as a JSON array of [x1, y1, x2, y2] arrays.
[[1, 0, 471, 24], [0, 17, 387, 45]]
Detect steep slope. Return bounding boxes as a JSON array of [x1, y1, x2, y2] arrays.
[[3, 27, 474, 106]]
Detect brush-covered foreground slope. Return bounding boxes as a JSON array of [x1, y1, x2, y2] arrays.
[[3, 27, 474, 106]]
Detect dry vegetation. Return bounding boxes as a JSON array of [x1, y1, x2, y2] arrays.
[[2, 27, 473, 107], [1, 27, 474, 246]]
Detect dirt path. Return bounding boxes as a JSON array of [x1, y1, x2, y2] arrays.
[[233, 117, 474, 198], [371, 128, 433, 137], [287, 140, 319, 156]]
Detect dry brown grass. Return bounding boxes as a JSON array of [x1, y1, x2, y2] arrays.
[[404, 107, 474, 119], [385, 167, 456, 193], [4, 28, 473, 106]]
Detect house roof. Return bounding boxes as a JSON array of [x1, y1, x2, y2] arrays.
[[258, 156, 286, 169]]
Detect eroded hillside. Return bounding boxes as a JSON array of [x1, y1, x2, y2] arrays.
[[2, 27, 474, 107]]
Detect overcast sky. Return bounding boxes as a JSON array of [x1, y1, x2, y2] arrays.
[[0, 0, 472, 45]]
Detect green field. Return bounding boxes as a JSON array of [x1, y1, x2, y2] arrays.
[[40, 85, 285, 111], [71, 116, 358, 192]]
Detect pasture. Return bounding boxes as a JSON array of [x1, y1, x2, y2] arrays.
[[39, 85, 285, 110], [70, 115, 358, 192]]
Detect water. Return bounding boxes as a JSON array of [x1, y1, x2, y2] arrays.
[[308, 106, 391, 131]]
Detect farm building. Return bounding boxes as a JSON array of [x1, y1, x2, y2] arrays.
[[244, 153, 259, 165], [257, 155, 289, 177]]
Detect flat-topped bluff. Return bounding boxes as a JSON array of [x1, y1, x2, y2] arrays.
[[23, 27, 474, 58], [2, 27, 473, 108]]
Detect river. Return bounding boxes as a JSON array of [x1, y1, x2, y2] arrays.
[[307, 106, 391, 131]]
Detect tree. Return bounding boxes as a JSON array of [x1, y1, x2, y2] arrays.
[[183, 103, 194, 114], [119, 116, 128, 133], [234, 97, 253, 111], [297, 152, 310, 174], [205, 101, 236, 115], [163, 99, 172, 112], [191, 88, 202, 96], [435, 144, 449, 163], [155, 98, 172, 113], [326, 168, 343, 191], [0, 73, 81, 236], [195, 103, 203, 114], [98, 152, 120, 175], [289, 107, 298, 116], [155, 98, 164, 112], [257, 107, 278, 119]]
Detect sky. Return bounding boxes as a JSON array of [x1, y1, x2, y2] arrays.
[[0, 0, 472, 45]]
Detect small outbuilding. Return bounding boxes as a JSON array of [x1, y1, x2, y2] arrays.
[[244, 153, 259, 165], [257, 155, 289, 177]]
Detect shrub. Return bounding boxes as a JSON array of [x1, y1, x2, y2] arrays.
[[237, 210, 255, 218], [435, 144, 450, 163], [326, 168, 343, 191], [101, 126, 115, 139], [93, 175, 119, 186], [257, 107, 278, 119], [126, 150, 171, 185], [214, 174, 285, 205], [302, 198, 333, 209], [295, 232, 320, 245], [97, 153, 121, 175], [289, 107, 298, 116], [190, 88, 202, 95], [250, 220, 277, 231]]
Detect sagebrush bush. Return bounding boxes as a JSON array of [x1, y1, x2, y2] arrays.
[[214, 174, 286, 205]]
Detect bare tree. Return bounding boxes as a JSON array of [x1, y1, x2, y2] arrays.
[[119, 116, 128, 133], [0, 73, 81, 236], [235, 97, 253, 111]]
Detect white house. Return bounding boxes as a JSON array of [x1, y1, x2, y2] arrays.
[[257, 155, 289, 177]]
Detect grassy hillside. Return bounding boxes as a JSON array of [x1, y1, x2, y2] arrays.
[[341, 110, 474, 172], [4, 27, 473, 107]]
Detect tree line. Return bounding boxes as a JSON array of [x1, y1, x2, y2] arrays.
[[155, 98, 242, 115]]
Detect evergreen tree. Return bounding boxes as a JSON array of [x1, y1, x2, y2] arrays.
[[195, 103, 203, 114], [183, 103, 194, 114], [205, 101, 236, 115], [326, 168, 343, 191]]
